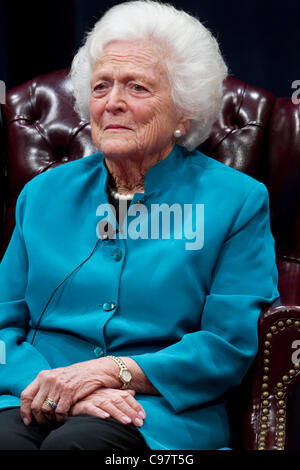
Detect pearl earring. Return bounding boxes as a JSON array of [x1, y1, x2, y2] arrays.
[[174, 129, 182, 138]]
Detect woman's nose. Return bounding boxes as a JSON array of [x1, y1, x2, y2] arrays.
[[105, 84, 127, 113]]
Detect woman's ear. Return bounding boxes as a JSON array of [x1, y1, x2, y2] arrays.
[[177, 118, 191, 137]]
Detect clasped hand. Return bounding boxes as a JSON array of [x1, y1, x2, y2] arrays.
[[20, 359, 146, 428]]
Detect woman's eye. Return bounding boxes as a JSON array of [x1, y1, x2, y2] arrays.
[[131, 84, 147, 92], [92, 82, 109, 93], [95, 83, 106, 91]]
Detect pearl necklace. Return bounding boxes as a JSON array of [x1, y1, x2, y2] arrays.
[[108, 186, 134, 200]]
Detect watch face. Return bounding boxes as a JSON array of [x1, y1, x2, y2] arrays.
[[121, 370, 132, 382]]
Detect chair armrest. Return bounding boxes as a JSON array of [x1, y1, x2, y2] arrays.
[[243, 300, 300, 450]]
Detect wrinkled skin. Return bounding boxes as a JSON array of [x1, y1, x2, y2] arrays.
[[89, 40, 190, 193], [20, 357, 145, 427]]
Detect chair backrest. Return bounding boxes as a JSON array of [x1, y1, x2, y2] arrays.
[[0, 69, 98, 258], [1, 70, 280, 255], [0, 105, 5, 247], [267, 98, 300, 305], [1, 69, 300, 449]]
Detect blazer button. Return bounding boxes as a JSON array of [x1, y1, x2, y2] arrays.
[[112, 248, 122, 261], [102, 302, 117, 311], [94, 347, 104, 358]]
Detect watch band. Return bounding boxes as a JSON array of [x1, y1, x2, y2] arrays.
[[107, 355, 132, 389]]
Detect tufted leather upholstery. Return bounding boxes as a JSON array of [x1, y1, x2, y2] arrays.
[[1, 69, 299, 449], [0, 69, 98, 256]]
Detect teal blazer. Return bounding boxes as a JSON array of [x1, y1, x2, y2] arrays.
[[0, 145, 279, 449]]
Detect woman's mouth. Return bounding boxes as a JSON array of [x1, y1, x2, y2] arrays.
[[104, 125, 131, 130]]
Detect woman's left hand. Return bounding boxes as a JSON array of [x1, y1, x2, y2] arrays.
[[20, 357, 119, 426]]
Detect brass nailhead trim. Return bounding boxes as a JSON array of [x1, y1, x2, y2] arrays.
[[257, 317, 300, 450]]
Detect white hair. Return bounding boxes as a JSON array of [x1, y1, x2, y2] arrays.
[[70, 0, 228, 151]]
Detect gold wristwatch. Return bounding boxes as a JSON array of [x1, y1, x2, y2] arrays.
[[107, 356, 132, 389]]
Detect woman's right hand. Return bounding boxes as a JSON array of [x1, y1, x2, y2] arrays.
[[69, 388, 146, 427]]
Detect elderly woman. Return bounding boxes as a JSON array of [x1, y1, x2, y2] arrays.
[[0, 0, 279, 450]]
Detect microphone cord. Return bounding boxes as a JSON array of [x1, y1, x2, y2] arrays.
[[30, 238, 101, 345]]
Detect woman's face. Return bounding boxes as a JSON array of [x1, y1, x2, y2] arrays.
[[90, 41, 188, 163]]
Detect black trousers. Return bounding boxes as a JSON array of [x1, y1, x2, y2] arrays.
[[0, 407, 149, 450]]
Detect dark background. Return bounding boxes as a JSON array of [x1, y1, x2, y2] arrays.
[[0, 0, 299, 98]]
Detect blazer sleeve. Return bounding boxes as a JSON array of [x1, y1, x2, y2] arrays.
[[130, 182, 280, 414], [0, 185, 51, 403]]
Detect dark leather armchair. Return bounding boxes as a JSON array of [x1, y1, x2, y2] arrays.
[[1, 69, 299, 450]]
